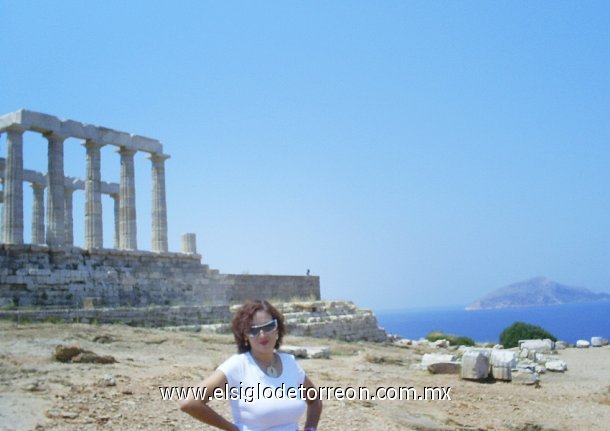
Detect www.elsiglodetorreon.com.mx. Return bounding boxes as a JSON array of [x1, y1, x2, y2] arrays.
[[160, 383, 452, 402]]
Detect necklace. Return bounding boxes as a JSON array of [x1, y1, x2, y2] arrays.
[[254, 353, 279, 377]]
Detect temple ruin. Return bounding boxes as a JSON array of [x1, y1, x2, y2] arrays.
[[0, 110, 320, 324]]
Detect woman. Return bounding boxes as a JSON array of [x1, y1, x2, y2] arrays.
[[180, 299, 322, 431]]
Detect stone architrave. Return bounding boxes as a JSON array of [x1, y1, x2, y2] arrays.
[[31, 182, 45, 244], [84, 140, 105, 249], [110, 193, 120, 249], [118, 147, 137, 250], [149, 153, 169, 252], [45, 132, 66, 247], [1, 126, 25, 244], [64, 188, 75, 246]]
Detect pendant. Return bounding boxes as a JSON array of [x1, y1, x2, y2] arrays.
[[266, 365, 278, 377]]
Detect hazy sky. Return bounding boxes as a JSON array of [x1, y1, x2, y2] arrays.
[[2, 1, 610, 310]]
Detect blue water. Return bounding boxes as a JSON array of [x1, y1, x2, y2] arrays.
[[375, 301, 610, 344]]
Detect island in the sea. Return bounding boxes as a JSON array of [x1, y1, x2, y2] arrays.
[[466, 276, 610, 310]]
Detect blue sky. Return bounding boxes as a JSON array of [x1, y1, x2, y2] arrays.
[[2, 1, 610, 309]]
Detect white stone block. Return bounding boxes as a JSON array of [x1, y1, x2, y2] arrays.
[[545, 360, 567, 372], [512, 369, 539, 385], [422, 353, 456, 367], [519, 339, 554, 353], [461, 351, 490, 380], [591, 336, 608, 347], [576, 340, 590, 348]]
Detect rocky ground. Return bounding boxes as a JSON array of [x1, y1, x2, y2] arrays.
[[1, 321, 609, 431]]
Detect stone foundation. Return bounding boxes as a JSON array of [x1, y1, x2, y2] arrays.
[[0, 244, 320, 310], [198, 301, 389, 342], [278, 300, 389, 342], [0, 304, 230, 326]]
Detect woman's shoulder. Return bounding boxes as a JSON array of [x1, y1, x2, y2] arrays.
[[218, 352, 250, 372], [277, 351, 297, 362]]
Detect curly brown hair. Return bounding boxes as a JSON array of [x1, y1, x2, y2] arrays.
[[231, 299, 286, 353]]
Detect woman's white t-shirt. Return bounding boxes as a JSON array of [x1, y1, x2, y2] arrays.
[[217, 351, 307, 431]]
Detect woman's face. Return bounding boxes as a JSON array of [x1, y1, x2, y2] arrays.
[[247, 310, 278, 356]]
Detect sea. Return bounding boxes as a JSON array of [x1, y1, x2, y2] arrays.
[[374, 301, 610, 344]]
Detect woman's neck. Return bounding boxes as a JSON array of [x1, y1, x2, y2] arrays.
[[250, 350, 275, 364]]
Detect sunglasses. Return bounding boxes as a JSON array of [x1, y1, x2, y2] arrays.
[[246, 319, 278, 337]]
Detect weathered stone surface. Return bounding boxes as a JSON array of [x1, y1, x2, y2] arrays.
[[280, 345, 330, 359], [461, 350, 490, 380], [512, 369, 540, 385], [280, 345, 308, 358], [576, 340, 590, 348], [591, 336, 608, 347], [519, 339, 555, 353], [306, 347, 331, 359], [421, 353, 456, 367], [555, 340, 569, 350], [0, 245, 320, 312], [427, 362, 461, 374], [545, 360, 568, 372], [490, 349, 517, 381], [46, 409, 79, 419], [71, 352, 116, 364], [54, 344, 116, 364], [54, 345, 86, 362], [98, 375, 117, 386]]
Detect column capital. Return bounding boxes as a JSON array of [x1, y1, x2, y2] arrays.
[[83, 139, 105, 150], [43, 131, 68, 143], [117, 146, 137, 157], [2, 124, 27, 134], [30, 182, 45, 191], [148, 152, 171, 162]]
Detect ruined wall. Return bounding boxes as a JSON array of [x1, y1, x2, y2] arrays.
[[0, 245, 320, 310], [0, 244, 230, 308], [0, 304, 230, 326], [224, 274, 320, 304]]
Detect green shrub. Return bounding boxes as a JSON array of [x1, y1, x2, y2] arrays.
[[425, 331, 475, 346], [499, 321, 557, 348]]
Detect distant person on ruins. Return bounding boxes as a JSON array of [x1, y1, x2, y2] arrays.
[[179, 299, 322, 431]]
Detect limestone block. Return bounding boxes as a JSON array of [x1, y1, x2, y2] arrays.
[[306, 347, 331, 359], [555, 341, 569, 350], [434, 339, 450, 348], [422, 353, 456, 367], [545, 360, 567, 372], [576, 340, 590, 348], [519, 339, 554, 353], [490, 349, 517, 381], [534, 353, 546, 363], [512, 369, 540, 385], [427, 362, 461, 375], [591, 336, 608, 347], [460, 351, 490, 380]]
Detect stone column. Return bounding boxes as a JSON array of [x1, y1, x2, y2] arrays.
[[31, 182, 45, 244], [84, 140, 104, 249], [45, 132, 66, 247], [1, 126, 25, 244], [118, 147, 137, 250], [149, 153, 170, 252], [64, 187, 74, 246], [181, 233, 197, 254], [110, 193, 120, 249]]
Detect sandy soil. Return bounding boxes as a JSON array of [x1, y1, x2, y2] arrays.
[[0, 321, 609, 431]]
